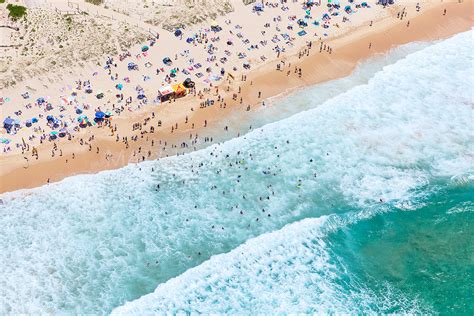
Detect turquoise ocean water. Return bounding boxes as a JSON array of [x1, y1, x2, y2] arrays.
[[1, 30, 473, 314]]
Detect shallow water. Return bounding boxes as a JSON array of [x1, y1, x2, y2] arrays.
[[1, 31, 473, 314]]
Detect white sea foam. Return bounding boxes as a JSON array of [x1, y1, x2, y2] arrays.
[[0, 30, 473, 314], [112, 213, 429, 315]]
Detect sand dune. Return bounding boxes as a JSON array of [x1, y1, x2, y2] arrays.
[[0, 3, 150, 89]]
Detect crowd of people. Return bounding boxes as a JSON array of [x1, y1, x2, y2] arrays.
[[0, 0, 404, 183]]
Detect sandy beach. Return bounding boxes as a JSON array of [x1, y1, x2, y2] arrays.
[[1, 0, 473, 194], [1, 1, 474, 314]]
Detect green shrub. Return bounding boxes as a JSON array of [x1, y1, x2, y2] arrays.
[[6, 4, 27, 20], [85, 0, 104, 5]]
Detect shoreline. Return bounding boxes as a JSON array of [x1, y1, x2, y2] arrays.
[[1, 0, 473, 194]]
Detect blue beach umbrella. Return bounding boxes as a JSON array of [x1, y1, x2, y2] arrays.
[[95, 111, 105, 120]]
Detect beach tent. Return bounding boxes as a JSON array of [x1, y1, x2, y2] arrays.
[[3, 117, 14, 131], [254, 2, 264, 11], [128, 62, 138, 71], [142, 45, 149, 52], [297, 19, 308, 27], [58, 129, 67, 138], [49, 131, 58, 140], [183, 78, 195, 88], [158, 85, 174, 102], [211, 21, 222, 32], [163, 57, 172, 66]]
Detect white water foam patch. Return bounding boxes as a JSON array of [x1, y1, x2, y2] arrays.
[[1, 31, 473, 314], [112, 213, 430, 315]]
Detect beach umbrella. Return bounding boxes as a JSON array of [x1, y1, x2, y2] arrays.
[[186, 37, 194, 43], [46, 115, 54, 122], [105, 111, 112, 118], [50, 131, 58, 136], [116, 83, 123, 90], [142, 45, 149, 52], [59, 129, 67, 137], [95, 111, 105, 120], [76, 108, 83, 114], [77, 115, 88, 122], [163, 57, 172, 65], [32, 117, 38, 123], [345, 5, 352, 12], [174, 29, 182, 37]]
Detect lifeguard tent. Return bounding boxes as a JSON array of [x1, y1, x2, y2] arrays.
[[157, 82, 191, 103]]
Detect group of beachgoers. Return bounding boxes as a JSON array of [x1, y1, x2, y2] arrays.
[[1, 0, 397, 176]]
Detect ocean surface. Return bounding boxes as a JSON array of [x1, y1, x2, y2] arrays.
[[1, 30, 473, 314]]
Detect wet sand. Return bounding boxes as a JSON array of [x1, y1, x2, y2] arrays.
[[1, 0, 473, 194]]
